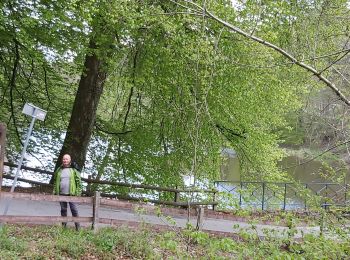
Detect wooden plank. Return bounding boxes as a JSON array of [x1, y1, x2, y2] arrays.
[[2, 174, 52, 187], [82, 178, 216, 193], [100, 198, 134, 209], [0, 192, 93, 204], [4, 161, 54, 175], [100, 193, 218, 207], [165, 201, 219, 207], [0, 123, 6, 192], [0, 215, 92, 224], [92, 191, 100, 231], [98, 218, 142, 227]]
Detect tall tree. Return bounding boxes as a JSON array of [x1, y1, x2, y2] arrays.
[[2, 0, 350, 189], [54, 39, 107, 171]]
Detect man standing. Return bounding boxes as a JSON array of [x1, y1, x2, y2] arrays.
[[53, 154, 82, 230]]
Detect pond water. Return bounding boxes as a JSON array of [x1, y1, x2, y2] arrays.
[[221, 155, 350, 184], [218, 155, 350, 210]]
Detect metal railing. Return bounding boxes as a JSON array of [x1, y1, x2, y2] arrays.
[[214, 181, 350, 210]]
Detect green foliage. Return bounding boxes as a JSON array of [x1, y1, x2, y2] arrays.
[[0, 226, 27, 258], [158, 231, 179, 253], [2, 0, 350, 189], [92, 226, 153, 257], [89, 0, 312, 185], [1, 222, 350, 259]]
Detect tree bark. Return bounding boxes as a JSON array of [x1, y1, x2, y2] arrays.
[[0, 123, 7, 191], [51, 40, 107, 179]]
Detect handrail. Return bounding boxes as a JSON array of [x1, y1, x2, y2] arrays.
[[3, 174, 52, 187], [4, 162, 53, 175], [214, 180, 350, 186], [3, 161, 216, 193], [2, 162, 218, 209], [85, 178, 216, 193], [214, 180, 350, 210], [1, 175, 219, 208]]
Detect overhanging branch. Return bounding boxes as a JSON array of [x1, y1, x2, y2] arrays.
[[95, 123, 132, 136], [173, 0, 350, 107]]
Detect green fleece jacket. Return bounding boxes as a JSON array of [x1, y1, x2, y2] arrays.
[[53, 167, 82, 196]]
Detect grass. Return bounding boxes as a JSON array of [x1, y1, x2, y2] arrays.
[[0, 223, 349, 259]]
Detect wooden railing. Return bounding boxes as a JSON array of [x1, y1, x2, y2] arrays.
[[2, 162, 218, 209], [0, 191, 135, 230]]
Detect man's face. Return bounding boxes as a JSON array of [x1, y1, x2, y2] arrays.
[[62, 154, 71, 168]]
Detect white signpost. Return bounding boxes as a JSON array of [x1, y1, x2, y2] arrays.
[[2, 103, 47, 217]]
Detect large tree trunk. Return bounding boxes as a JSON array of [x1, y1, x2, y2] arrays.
[[51, 41, 106, 179]]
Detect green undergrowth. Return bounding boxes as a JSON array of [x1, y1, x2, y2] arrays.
[[217, 207, 350, 227], [226, 209, 321, 226], [0, 223, 349, 259]]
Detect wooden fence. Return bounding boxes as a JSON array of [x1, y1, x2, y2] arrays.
[[1, 162, 219, 209], [0, 191, 138, 230]]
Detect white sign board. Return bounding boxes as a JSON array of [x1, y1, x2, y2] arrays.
[[22, 103, 47, 121]]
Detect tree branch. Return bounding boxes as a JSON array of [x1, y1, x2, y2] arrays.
[[9, 38, 22, 145], [95, 123, 132, 136], [318, 38, 350, 74], [206, 10, 350, 106], [215, 123, 246, 140], [174, 0, 350, 107], [333, 67, 350, 87], [228, 48, 350, 69], [43, 65, 52, 105]]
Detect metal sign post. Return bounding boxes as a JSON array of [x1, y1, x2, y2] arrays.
[[1, 103, 46, 217]]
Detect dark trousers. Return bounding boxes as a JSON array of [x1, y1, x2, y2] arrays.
[[60, 199, 80, 230]]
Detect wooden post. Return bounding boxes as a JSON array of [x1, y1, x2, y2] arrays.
[[174, 186, 180, 202], [92, 191, 100, 231], [0, 123, 6, 192], [212, 191, 216, 211], [87, 175, 92, 195], [196, 207, 204, 230]]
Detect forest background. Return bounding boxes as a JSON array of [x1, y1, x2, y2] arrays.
[[1, 0, 350, 196]]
